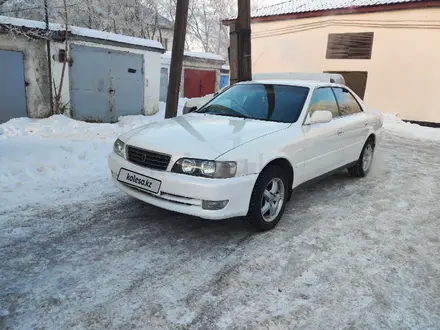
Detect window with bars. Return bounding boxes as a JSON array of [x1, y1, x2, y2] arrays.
[[326, 32, 374, 60]]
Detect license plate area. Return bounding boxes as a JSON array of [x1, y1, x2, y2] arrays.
[[117, 168, 161, 194]]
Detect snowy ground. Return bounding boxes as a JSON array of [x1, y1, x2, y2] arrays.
[[1, 107, 440, 329]]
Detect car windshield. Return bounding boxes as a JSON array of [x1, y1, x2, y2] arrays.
[[195, 83, 310, 123]]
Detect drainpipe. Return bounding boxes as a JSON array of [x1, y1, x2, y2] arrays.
[[44, 0, 54, 115]]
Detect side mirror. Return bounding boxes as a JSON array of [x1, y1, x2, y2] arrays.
[[183, 106, 197, 115], [305, 110, 333, 125]]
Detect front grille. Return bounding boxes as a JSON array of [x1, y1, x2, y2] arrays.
[[126, 145, 171, 171]]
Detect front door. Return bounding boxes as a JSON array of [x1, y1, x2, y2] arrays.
[[332, 87, 370, 163], [301, 87, 346, 182]]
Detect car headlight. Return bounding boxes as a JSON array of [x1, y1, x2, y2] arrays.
[[171, 158, 237, 178], [113, 138, 126, 158]]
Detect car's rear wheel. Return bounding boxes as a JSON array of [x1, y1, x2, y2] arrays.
[[348, 139, 375, 177], [246, 165, 289, 231]]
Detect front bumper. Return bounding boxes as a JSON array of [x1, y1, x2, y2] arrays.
[[108, 152, 258, 220]]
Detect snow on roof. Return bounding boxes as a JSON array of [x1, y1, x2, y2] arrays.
[[250, 0, 433, 18], [162, 50, 225, 62], [0, 15, 59, 30], [221, 64, 230, 71], [69, 26, 164, 50], [0, 15, 164, 51]]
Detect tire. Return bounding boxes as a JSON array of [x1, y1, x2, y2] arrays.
[[246, 165, 289, 232], [348, 138, 375, 177]]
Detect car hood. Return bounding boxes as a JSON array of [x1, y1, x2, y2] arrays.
[[120, 113, 290, 160]]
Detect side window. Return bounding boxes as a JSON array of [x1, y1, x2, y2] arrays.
[[309, 87, 340, 118], [332, 88, 363, 116]]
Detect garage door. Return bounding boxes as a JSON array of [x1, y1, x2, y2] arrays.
[[69, 45, 144, 123], [0, 49, 27, 124], [324, 71, 368, 100], [183, 69, 216, 98], [219, 74, 229, 89]]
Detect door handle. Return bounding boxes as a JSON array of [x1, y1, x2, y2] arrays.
[[365, 122, 369, 127], [337, 129, 344, 136]]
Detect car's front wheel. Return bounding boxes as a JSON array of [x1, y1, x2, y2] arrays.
[[246, 165, 289, 231], [348, 138, 375, 177]]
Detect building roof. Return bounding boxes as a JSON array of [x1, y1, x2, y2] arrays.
[[0, 15, 165, 52], [252, 0, 434, 18], [223, 0, 438, 23], [162, 50, 225, 62]]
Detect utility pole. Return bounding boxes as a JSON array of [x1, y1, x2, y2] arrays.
[[44, 0, 54, 115], [165, 0, 189, 119], [229, 0, 252, 85]]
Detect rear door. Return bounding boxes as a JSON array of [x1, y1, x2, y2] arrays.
[[301, 87, 347, 182], [332, 87, 370, 163]]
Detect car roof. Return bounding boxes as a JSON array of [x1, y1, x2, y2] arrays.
[[236, 79, 344, 89]]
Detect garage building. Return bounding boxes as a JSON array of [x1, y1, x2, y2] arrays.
[[160, 51, 225, 102], [0, 15, 165, 124]]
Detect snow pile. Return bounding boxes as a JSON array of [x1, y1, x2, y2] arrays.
[[70, 25, 164, 50], [382, 113, 440, 141], [0, 115, 148, 140], [0, 99, 187, 140], [0, 99, 187, 209]]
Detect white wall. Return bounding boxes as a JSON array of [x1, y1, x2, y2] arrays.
[[51, 39, 163, 117], [251, 8, 440, 123]]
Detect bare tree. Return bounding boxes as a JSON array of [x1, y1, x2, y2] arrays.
[[1, 0, 168, 40], [1, 0, 268, 58]]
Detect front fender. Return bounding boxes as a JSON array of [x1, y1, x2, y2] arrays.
[[216, 128, 305, 181]]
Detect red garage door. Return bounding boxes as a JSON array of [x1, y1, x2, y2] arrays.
[[184, 69, 216, 98]]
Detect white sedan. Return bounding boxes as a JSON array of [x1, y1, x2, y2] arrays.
[[108, 79, 383, 231]]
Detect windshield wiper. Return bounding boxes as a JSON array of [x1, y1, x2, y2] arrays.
[[209, 112, 249, 119]]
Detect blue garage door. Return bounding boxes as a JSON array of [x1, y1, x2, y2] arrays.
[[219, 74, 229, 89], [0, 49, 27, 124], [69, 45, 144, 123]]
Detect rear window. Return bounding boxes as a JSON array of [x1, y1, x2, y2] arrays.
[[196, 83, 310, 123]]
